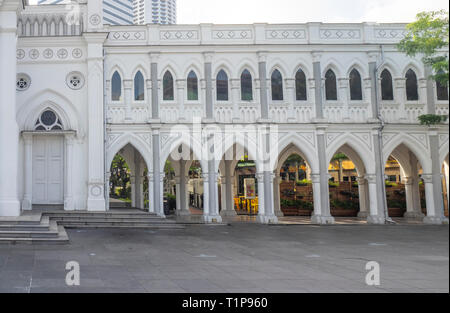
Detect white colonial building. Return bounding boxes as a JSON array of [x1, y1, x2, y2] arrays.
[[0, 0, 448, 225]]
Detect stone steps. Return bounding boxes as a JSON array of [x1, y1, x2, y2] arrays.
[[0, 214, 69, 244]]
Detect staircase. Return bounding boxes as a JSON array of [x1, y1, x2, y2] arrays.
[[42, 209, 185, 230], [0, 213, 69, 244]]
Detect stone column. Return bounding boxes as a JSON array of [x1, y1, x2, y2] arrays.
[[311, 127, 334, 224], [152, 127, 164, 217], [221, 160, 237, 217], [84, 32, 108, 212], [256, 172, 266, 221], [174, 176, 181, 212], [124, 79, 133, 121], [204, 52, 214, 121], [230, 79, 241, 122], [338, 78, 350, 120], [0, 1, 21, 217], [403, 176, 424, 219], [368, 129, 387, 224], [177, 159, 190, 218], [176, 79, 186, 122], [424, 65, 436, 115], [312, 52, 324, 120], [286, 78, 296, 123], [310, 174, 322, 218], [257, 51, 269, 120], [273, 173, 284, 217], [148, 173, 155, 213], [22, 133, 33, 211], [202, 173, 210, 220], [150, 53, 160, 121], [134, 155, 143, 209], [145, 79, 152, 121], [367, 52, 379, 121], [423, 130, 448, 224], [394, 78, 407, 121], [356, 176, 369, 218], [64, 133, 75, 211], [130, 176, 136, 208]]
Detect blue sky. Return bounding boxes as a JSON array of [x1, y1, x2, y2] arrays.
[[29, 0, 449, 24]]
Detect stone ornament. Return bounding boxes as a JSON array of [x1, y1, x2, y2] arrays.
[[66, 72, 85, 90], [16, 73, 31, 91]]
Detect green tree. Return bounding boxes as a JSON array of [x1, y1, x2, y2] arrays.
[[331, 153, 349, 183], [397, 10, 449, 85], [110, 154, 131, 199]]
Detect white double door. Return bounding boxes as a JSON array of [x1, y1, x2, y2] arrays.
[[32, 136, 64, 205]]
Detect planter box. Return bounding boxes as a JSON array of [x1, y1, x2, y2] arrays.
[[388, 207, 407, 217], [281, 207, 312, 216], [330, 209, 359, 217]]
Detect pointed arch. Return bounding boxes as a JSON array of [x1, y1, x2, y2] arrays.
[[271, 69, 284, 101], [349, 68, 363, 101], [273, 134, 319, 174], [216, 69, 229, 101], [111, 71, 122, 101], [405, 68, 419, 101], [325, 69, 337, 101], [240, 68, 253, 101], [380, 69, 394, 101], [187, 70, 199, 101], [106, 133, 152, 173], [163, 70, 175, 101], [134, 70, 145, 101], [295, 68, 307, 101]]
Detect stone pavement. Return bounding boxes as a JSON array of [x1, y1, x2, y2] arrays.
[[0, 224, 448, 293]]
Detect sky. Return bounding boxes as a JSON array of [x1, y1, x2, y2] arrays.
[[28, 0, 449, 24]]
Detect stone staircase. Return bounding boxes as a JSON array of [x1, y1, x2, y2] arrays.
[[42, 210, 185, 230], [0, 213, 69, 244]]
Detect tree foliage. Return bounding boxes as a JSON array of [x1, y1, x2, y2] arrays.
[[397, 10, 449, 85], [110, 154, 130, 199]]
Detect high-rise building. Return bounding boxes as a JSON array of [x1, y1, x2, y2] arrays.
[[103, 0, 134, 25], [37, 0, 70, 4], [133, 0, 176, 25]]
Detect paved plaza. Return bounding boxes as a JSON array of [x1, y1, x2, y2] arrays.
[[0, 224, 448, 293]]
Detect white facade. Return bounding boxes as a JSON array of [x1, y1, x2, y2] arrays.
[[0, 0, 449, 225]]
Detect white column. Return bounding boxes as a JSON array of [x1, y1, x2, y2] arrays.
[[124, 79, 132, 122], [64, 133, 75, 211], [85, 33, 108, 212], [22, 133, 33, 211], [0, 2, 21, 217], [159, 172, 165, 217], [422, 174, 446, 224], [273, 173, 284, 217], [286, 78, 296, 123], [230, 79, 240, 122], [256, 172, 266, 221], [394, 78, 407, 121], [175, 176, 181, 212], [338, 78, 350, 121], [403, 176, 424, 219], [148, 173, 155, 213], [310, 174, 322, 218], [202, 173, 210, 220], [176, 80, 186, 122], [220, 176, 227, 214], [366, 174, 385, 224], [130, 176, 136, 208], [356, 176, 369, 218], [146, 79, 152, 121]]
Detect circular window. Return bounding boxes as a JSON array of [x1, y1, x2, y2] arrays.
[[16, 73, 31, 91], [66, 72, 85, 90], [35, 109, 63, 131]]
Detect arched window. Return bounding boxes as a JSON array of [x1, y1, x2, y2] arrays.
[[35, 109, 63, 131], [111, 71, 122, 101], [380, 69, 394, 101], [241, 69, 253, 101], [163, 71, 174, 101], [187, 70, 198, 101], [349, 69, 363, 101], [325, 69, 337, 101], [134, 71, 145, 101], [216, 70, 229, 101], [436, 70, 449, 101], [295, 69, 307, 101], [405, 69, 419, 101], [271, 69, 283, 101]]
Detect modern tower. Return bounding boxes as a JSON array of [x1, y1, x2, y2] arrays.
[[133, 0, 177, 25]]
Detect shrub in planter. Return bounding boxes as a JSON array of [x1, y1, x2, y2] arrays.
[[328, 181, 339, 188], [165, 193, 177, 210], [387, 199, 406, 209], [296, 179, 312, 186], [385, 181, 398, 188], [418, 114, 448, 126]]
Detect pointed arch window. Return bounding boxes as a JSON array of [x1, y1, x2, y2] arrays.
[[325, 69, 337, 101], [271, 69, 283, 101], [405, 69, 419, 101], [187, 70, 198, 101], [35, 109, 63, 131], [380, 69, 394, 101], [436, 70, 449, 101], [295, 69, 307, 101], [349, 69, 363, 100], [134, 71, 145, 101], [111, 71, 122, 101], [163, 71, 174, 101], [241, 69, 253, 101], [216, 70, 229, 101]]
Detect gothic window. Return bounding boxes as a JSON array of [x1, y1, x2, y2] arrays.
[[111, 71, 122, 101], [187, 70, 198, 101], [380, 69, 394, 101], [295, 69, 307, 101], [216, 70, 229, 101], [271, 69, 283, 101], [34, 110, 63, 131], [325, 69, 337, 101], [436, 71, 449, 101], [349, 69, 363, 100], [241, 69, 253, 101], [405, 69, 419, 101], [163, 71, 174, 101], [134, 71, 145, 101]]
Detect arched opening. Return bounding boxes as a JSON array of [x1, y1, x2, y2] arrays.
[[162, 144, 205, 219], [385, 144, 427, 219], [436, 70, 449, 101], [380, 69, 394, 101], [111, 71, 122, 101], [109, 144, 149, 211], [271, 69, 283, 101], [187, 70, 198, 101], [134, 71, 145, 101], [325, 69, 337, 101], [327, 148, 365, 218], [216, 69, 229, 101], [241, 69, 253, 101], [349, 68, 363, 101], [405, 69, 419, 101], [218, 144, 260, 218], [163, 70, 174, 101], [295, 68, 307, 101]]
